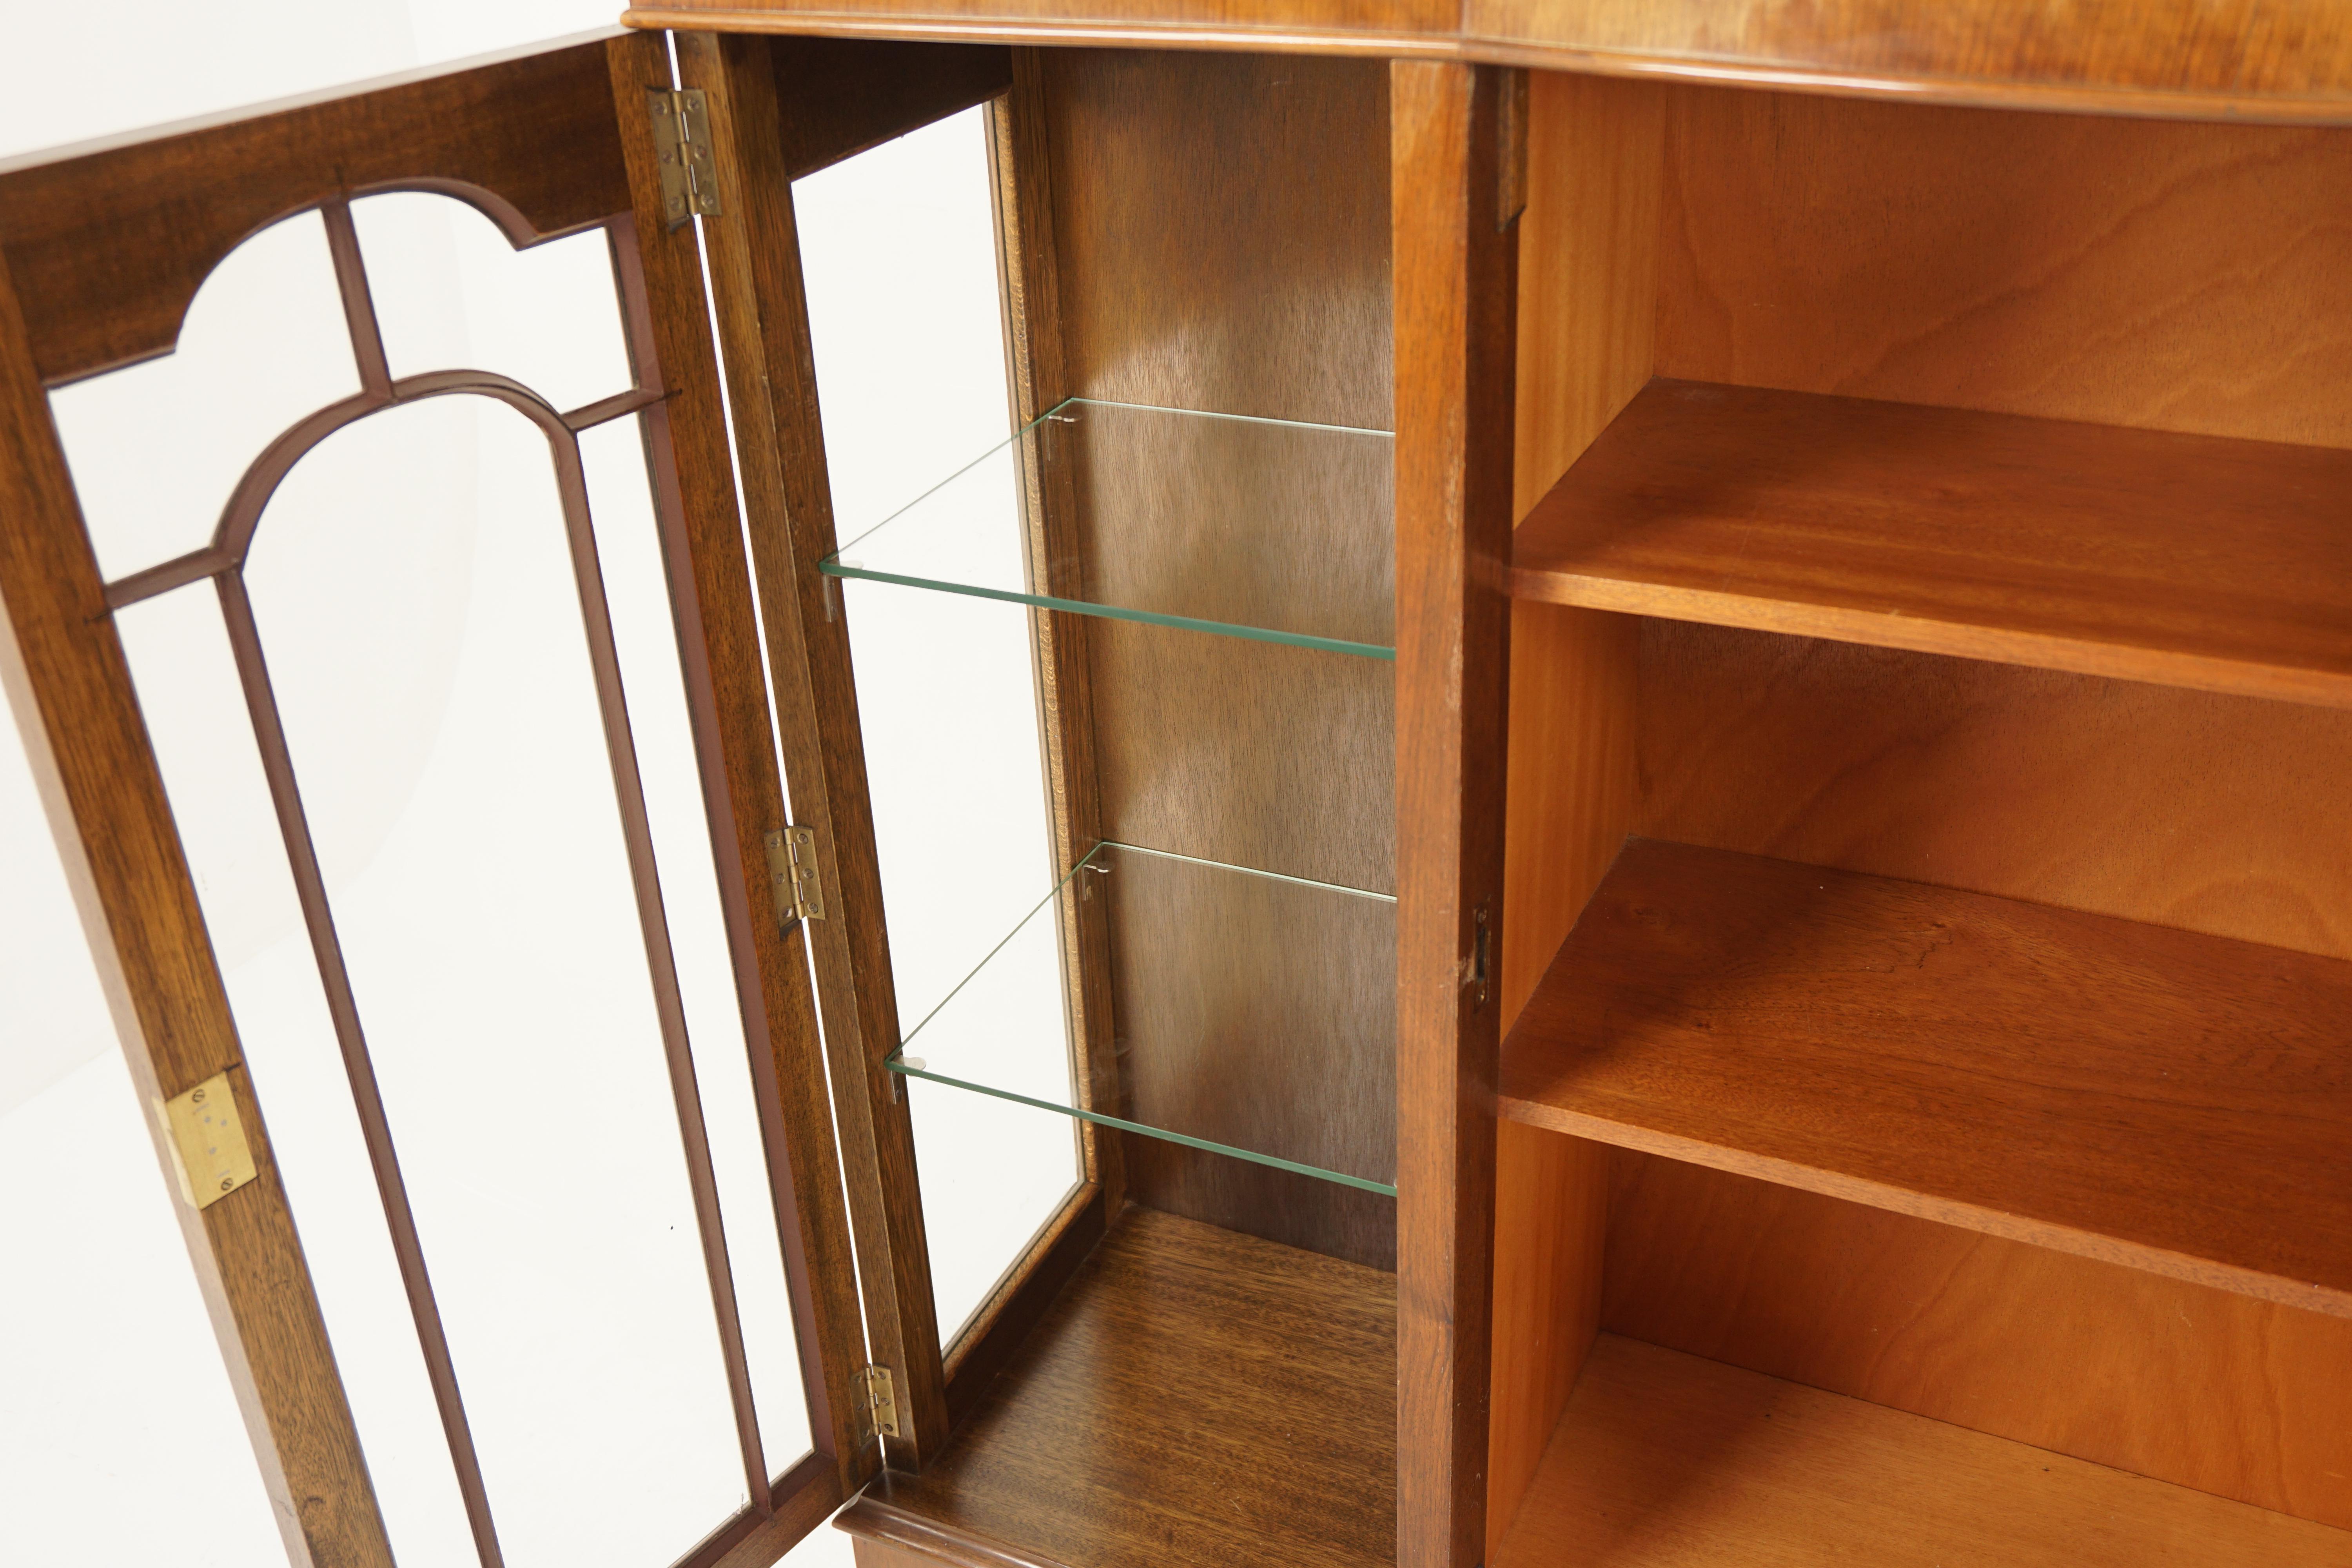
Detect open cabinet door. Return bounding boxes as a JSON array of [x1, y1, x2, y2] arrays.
[[0, 30, 870, 1568]]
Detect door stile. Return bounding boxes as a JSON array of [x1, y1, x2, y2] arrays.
[[1391, 58, 1521, 1568], [668, 29, 955, 1468], [0, 254, 397, 1568], [620, 29, 918, 1479]]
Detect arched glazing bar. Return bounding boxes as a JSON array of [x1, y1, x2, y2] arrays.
[[101, 193, 780, 1568]]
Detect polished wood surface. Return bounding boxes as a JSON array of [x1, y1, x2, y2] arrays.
[[771, 36, 1010, 180], [1504, 838, 2352, 1315], [1509, 71, 1658, 520], [627, 0, 2352, 124], [1483, 66, 1654, 1554], [939, 1185, 1106, 1430], [0, 37, 628, 385], [677, 29, 950, 1464], [1637, 622, 2352, 963], [1038, 49, 1397, 1263], [1494, 1334, 2352, 1567], [1513, 380, 2352, 708], [1484, 1123, 1606, 1560], [1048, 49, 1392, 428], [623, 31, 879, 1514], [1394, 58, 1518, 1568], [1605, 1154, 2352, 1530], [0, 162, 397, 1568], [1655, 88, 2352, 452], [839, 1207, 1396, 1568]]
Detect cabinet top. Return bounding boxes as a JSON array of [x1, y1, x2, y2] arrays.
[[623, 0, 2352, 122]]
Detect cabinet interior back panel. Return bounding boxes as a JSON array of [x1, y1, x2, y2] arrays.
[[1654, 85, 2352, 448], [1040, 49, 1396, 1265]]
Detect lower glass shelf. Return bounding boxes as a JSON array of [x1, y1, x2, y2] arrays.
[[886, 841, 1397, 1196]]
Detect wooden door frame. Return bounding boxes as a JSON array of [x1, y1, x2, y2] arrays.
[[1392, 57, 1520, 1568], [0, 31, 864, 1568]]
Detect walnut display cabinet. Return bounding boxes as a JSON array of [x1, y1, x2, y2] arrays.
[[7, 6, 2352, 1568]]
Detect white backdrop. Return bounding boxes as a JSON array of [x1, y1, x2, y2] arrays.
[[0, 7, 1055, 1566]]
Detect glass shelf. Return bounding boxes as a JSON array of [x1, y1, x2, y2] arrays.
[[886, 841, 1398, 1196], [822, 398, 1396, 660]]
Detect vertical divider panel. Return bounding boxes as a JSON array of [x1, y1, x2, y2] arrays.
[[0, 255, 394, 1568], [1483, 67, 1657, 1559], [1392, 58, 1520, 1568], [670, 29, 953, 1468], [604, 29, 875, 1513]]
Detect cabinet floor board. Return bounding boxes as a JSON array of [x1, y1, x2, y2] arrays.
[[1501, 838, 2352, 1316], [1495, 1334, 2352, 1566], [838, 1206, 1395, 1568], [1509, 379, 2352, 708]]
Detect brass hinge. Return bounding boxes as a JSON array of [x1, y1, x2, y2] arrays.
[[648, 87, 720, 230], [163, 1071, 258, 1209], [861, 1363, 900, 1441], [764, 826, 826, 929]]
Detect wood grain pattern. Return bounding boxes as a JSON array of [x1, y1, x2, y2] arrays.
[[939, 1185, 1106, 1429], [628, 1, 2352, 123], [1394, 58, 1518, 1568], [1044, 49, 1392, 430], [1106, 845, 1397, 1269], [1485, 602, 1632, 1553], [838, 1207, 1396, 1568], [0, 37, 628, 385], [771, 36, 1010, 180], [1510, 70, 1659, 521], [625, 32, 884, 1517], [1655, 88, 2352, 450], [1503, 837, 2352, 1316], [1493, 1333, 2352, 1567], [1036, 49, 1398, 1262], [0, 251, 392, 1566], [1604, 1152, 2352, 1530], [673, 29, 950, 1466], [1481, 69, 1655, 1551], [1513, 380, 2352, 709], [1484, 1122, 1606, 1561], [1636, 621, 2352, 962]]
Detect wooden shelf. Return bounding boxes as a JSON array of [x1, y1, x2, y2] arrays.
[[1510, 380, 2352, 708], [1496, 1334, 2352, 1567], [1500, 838, 2352, 1317], [837, 1207, 1394, 1568]]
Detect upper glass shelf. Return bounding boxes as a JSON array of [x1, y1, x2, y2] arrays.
[[821, 398, 1397, 660], [886, 840, 1397, 1195]]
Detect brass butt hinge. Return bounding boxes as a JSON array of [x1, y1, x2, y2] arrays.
[[163, 1071, 258, 1209], [764, 826, 826, 931], [647, 87, 720, 230], [860, 1363, 900, 1442]]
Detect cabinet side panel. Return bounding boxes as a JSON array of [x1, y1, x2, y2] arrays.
[[1604, 1152, 2352, 1529], [1484, 65, 1654, 1559], [1656, 88, 2352, 449], [1040, 49, 1397, 1261]]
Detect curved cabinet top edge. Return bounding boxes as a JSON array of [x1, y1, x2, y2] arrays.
[[620, 4, 2352, 125]]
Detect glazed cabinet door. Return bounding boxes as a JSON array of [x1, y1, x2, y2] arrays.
[[0, 32, 872, 1568]]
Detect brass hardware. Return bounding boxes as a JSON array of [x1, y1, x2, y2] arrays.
[[764, 826, 826, 929], [861, 1363, 900, 1441], [648, 88, 720, 230], [1465, 904, 1492, 1007], [163, 1071, 257, 1209]]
